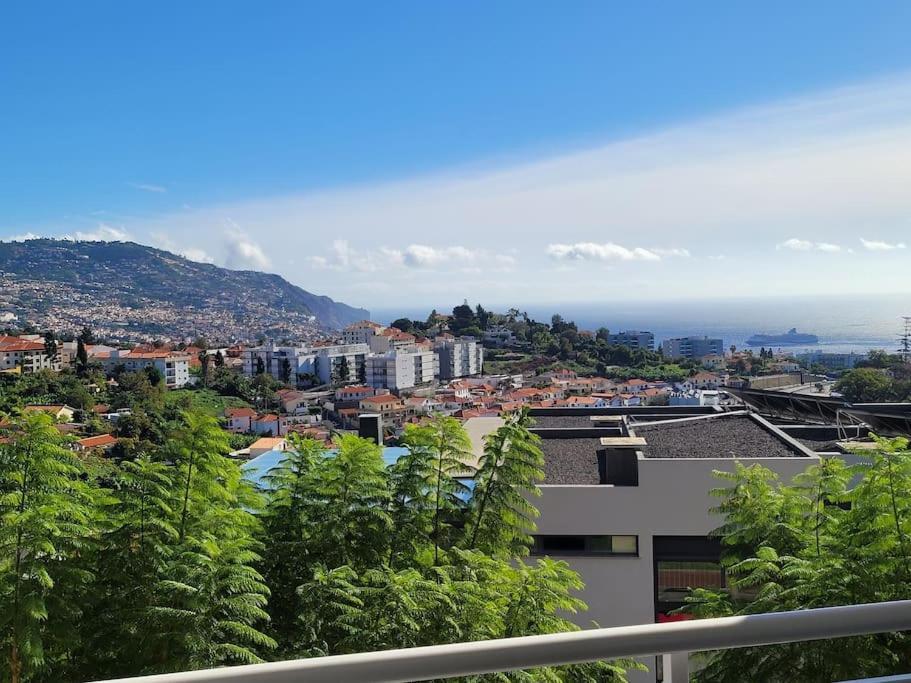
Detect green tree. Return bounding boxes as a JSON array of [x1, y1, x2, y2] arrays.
[[402, 416, 473, 565], [75, 338, 89, 376], [42, 332, 58, 366], [0, 413, 98, 683], [680, 436, 911, 681], [152, 413, 275, 669], [835, 368, 894, 402], [467, 408, 544, 557]]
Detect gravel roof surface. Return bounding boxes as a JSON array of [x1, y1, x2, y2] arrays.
[[539, 438, 602, 485], [635, 415, 805, 459], [538, 415, 808, 484]]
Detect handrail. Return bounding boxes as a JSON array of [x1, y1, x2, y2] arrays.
[[95, 600, 911, 683]]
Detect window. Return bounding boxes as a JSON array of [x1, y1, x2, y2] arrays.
[[531, 535, 638, 556]]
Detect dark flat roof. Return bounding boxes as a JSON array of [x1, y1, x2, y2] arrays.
[[634, 415, 805, 459], [539, 438, 602, 485], [538, 414, 809, 485]]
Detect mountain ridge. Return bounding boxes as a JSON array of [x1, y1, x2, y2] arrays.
[[0, 239, 369, 340]]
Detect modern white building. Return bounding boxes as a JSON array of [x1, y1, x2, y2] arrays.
[[608, 330, 655, 351], [364, 348, 437, 391], [342, 320, 384, 345], [435, 337, 483, 379], [0, 335, 61, 373], [472, 406, 826, 682], [661, 336, 724, 360], [244, 342, 369, 386], [99, 349, 191, 388]]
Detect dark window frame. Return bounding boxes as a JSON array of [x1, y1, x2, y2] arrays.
[[530, 534, 639, 557]]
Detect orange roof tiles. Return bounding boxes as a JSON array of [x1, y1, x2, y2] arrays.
[[76, 434, 118, 448]]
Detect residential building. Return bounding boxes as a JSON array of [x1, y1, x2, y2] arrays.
[[73, 433, 118, 453], [661, 336, 724, 360], [608, 331, 655, 351], [435, 337, 483, 379], [334, 385, 380, 403], [0, 335, 61, 373], [224, 407, 257, 432], [252, 414, 280, 435], [98, 349, 191, 388], [358, 393, 406, 417], [682, 371, 725, 391], [368, 327, 417, 354], [365, 348, 438, 391], [796, 350, 866, 370], [243, 342, 369, 386], [342, 320, 384, 345], [469, 406, 821, 681], [483, 325, 517, 347], [23, 404, 76, 422]]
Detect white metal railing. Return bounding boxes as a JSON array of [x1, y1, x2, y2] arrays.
[[94, 600, 911, 683]]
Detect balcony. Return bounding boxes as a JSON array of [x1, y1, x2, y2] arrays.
[[93, 600, 911, 683]]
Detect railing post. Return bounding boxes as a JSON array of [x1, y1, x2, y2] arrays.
[[662, 651, 689, 682]]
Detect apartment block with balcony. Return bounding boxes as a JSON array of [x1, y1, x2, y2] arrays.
[[365, 348, 438, 392], [661, 335, 724, 360], [608, 330, 656, 351], [98, 349, 191, 388], [435, 337, 483, 379], [244, 342, 369, 386], [0, 335, 61, 373]]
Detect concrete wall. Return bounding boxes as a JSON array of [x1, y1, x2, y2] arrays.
[[533, 454, 818, 680]]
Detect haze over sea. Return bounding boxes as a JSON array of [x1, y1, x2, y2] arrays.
[[373, 294, 910, 356]]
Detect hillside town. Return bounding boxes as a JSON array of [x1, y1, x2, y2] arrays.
[[0, 304, 873, 460]]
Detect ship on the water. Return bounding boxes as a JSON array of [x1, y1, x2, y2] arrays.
[[746, 328, 819, 346]]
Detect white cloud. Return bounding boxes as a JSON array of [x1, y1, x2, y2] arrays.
[[777, 238, 845, 253], [224, 231, 271, 270], [651, 247, 691, 258], [181, 247, 215, 264], [2, 232, 42, 242], [311, 241, 510, 274], [73, 224, 130, 242], [546, 242, 661, 262], [861, 238, 906, 251], [35, 71, 911, 304], [127, 182, 167, 193]]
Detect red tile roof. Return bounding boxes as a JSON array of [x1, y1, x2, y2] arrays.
[[225, 407, 257, 418], [76, 434, 118, 448], [0, 336, 45, 351]]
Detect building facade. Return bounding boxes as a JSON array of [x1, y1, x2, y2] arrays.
[[244, 342, 369, 386], [364, 348, 438, 391], [435, 337, 483, 379], [0, 336, 61, 373], [661, 336, 724, 360], [100, 349, 191, 388], [470, 407, 822, 682], [608, 330, 655, 351]]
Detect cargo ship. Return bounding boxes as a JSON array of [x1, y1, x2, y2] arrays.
[[746, 328, 819, 346]]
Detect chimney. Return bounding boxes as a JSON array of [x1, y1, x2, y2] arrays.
[[358, 413, 382, 445]]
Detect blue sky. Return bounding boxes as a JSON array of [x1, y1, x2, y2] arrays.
[[4, 1, 911, 308]]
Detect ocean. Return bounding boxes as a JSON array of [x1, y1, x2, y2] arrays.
[[371, 293, 910, 355]]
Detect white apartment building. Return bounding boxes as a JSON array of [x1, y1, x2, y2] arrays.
[[434, 337, 483, 379], [342, 320, 384, 345], [0, 336, 61, 373], [661, 336, 724, 360], [99, 349, 191, 388], [244, 342, 369, 386], [364, 348, 438, 391]]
